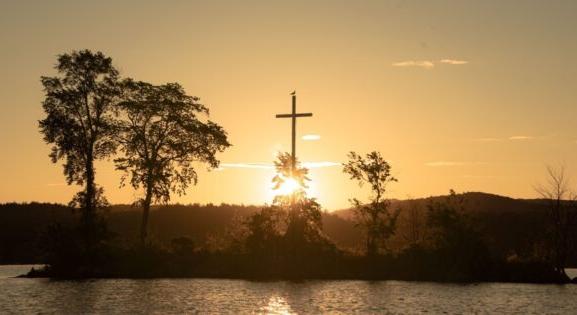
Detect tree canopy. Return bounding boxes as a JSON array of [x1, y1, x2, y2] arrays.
[[39, 50, 121, 228], [115, 80, 231, 243], [343, 151, 399, 256]]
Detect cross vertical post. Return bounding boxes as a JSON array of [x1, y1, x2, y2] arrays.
[[275, 91, 313, 172], [291, 92, 296, 168]]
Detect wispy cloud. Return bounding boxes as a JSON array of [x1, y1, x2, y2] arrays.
[[392, 59, 468, 69], [302, 134, 321, 141], [439, 59, 469, 65], [425, 161, 487, 167], [462, 174, 499, 179], [508, 136, 534, 141], [474, 137, 503, 142], [392, 60, 435, 69], [474, 135, 536, 142], [220, 163, 273, 169], [302, 161, 340, 168], [219, 161, 340, 170]]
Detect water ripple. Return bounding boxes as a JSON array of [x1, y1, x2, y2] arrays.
[[1, 266, 576, 314]]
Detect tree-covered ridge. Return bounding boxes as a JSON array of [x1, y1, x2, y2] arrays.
[[2, 192, 576, 280]]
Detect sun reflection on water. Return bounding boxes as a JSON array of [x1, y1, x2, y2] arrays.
[[260, 295, 295, 315]]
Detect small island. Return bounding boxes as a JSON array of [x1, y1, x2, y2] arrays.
[[2, 50, 574, 284]]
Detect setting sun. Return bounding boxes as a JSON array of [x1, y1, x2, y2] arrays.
[[276, 177, 301, 196], [265, 167, 320, 203]]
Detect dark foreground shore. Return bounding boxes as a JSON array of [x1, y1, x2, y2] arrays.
[[22, 252, 577, 284]]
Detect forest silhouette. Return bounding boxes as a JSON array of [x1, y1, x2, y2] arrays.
[[4, 50, 576, 283]]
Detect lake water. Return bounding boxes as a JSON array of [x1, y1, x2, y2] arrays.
[[1, 265, 577, 314]]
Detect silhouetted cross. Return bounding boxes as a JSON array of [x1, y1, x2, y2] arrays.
[[275, 91, 313, 169]]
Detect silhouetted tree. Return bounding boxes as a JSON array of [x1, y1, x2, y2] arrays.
[[271, 152, 310, 205], [535, 166, 576, 278], [343, 151, 399, 256], [115, 80, 230, 245], [398, 198, 428, 249], [39, 50, 120, 245], [245, 206, 284, 255], [272, 153, 324, 243], [426, 190, 490, 280], [170, 236, 195, 255], [427, 190, 470, 249]]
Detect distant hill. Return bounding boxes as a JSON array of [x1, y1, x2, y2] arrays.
[[334, 192, 557, 255], [333, 192, 546, 218], [1, 192, 575, 265]]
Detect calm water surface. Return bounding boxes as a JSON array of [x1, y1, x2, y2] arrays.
[[1, 265, 576, 314]]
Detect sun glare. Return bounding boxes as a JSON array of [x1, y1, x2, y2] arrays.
[[266, 174, 319, 203], [276, 177, 301, 196]]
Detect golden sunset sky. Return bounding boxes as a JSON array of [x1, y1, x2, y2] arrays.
[[1, 1, 577, 209]]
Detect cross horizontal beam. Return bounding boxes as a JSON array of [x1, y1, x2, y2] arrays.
[[275, 113, 313, 118], [275, 92, 312, 174]]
